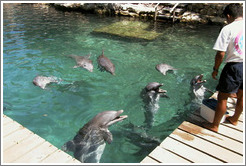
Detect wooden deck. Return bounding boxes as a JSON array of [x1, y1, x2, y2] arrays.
[[141, 93, 244, 164], [2, 115, 80, 163]]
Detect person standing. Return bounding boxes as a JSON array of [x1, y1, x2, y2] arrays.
[[203, 3, 243, 132]]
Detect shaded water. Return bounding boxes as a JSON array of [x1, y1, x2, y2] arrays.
[[3, 4, 223, 163]]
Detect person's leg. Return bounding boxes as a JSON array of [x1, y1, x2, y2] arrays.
[[226, 89, 243, 125], [203, 91, 230, 132]]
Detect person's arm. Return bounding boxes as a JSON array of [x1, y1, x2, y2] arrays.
[[212, 51, 225, 80]]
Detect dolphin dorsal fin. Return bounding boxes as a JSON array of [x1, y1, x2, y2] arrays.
[[102, 49, 104, 56]]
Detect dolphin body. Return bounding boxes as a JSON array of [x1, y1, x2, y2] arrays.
[[141, 82, 168, 128], [62, 110, 128, 163], [97, 50, 115, 75], [66, 54, 93, 72], [33, 76, 60, 89], [190, 74, 214, 96], [156, 63, 177, 75], [190, 74, 207, 93], [190, 74, 213, 109]]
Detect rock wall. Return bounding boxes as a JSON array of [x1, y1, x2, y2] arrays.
[[49, 3, 241, 24], [183, 3, 229, 24]]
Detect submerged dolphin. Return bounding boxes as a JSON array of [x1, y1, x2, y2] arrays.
[[33, 75, 60, 89], [156, 63, 177, 75], [141, 82, 168, 128], [97, 50, 115, 75], [66, 54, 93, 72], [62, 110, 128, 163]]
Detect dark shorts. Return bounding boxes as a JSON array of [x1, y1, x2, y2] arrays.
[[216, 62, 243, 93]]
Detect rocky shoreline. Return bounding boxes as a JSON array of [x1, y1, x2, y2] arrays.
[[47, 3, 233, 25]]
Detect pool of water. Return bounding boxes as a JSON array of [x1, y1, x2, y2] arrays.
[[3, 3, 223, 163]]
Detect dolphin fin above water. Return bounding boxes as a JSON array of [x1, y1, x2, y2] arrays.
[[102, 130, 113, 144]]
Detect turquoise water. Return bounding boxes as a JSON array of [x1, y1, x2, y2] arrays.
[[3, 4, 223, 163]]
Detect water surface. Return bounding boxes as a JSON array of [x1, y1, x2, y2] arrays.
[[3, 3, 223, 163]]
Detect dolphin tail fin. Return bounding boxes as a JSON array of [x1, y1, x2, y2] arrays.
[[61, 140, 76, 152]]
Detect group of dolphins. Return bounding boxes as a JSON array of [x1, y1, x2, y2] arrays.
[[32, 50, 211, 163], [33, 50, 177, 89]]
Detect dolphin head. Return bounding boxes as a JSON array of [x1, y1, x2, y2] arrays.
[[145, 82, 167, 94], [33, 75, 59, 89], [156, 63, 177, 75], [89, 110, 128, 128], [190, 74, 207, 86], [78, 59, 93, 72]]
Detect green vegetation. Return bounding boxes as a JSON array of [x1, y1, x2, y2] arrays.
[[93, 21, 162, 40]]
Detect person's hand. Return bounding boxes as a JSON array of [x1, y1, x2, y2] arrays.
[[212, 71, 218, 80]]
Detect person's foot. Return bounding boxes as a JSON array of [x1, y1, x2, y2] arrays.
[[226, 116, 238, 126], [202, 123, 218, 132]]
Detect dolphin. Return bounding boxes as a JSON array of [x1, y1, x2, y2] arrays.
[[141, 82, 168, 128], [62, 110, 128, 163], [120, 122, 161, 155], [33, 75, 60, 89], [155, 63, 177, 75], [66, 54, 93, 72], [190, 74, 206, 89], [190, 74, 214, 94], [97, 50, 115, 75], [190, 74, 207, 99], [190, 74, 214, 110]]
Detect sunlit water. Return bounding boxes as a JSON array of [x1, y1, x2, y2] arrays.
[[3, 4, 223, 163]]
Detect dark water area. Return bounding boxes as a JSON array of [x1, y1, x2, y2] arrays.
[[3, 3, 223, 163]]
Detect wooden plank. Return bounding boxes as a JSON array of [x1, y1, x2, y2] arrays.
[[141, 156, 160, 163], [13, 141, 58, 163], [41, 149, 80, 163], [179, 121, 243, 155], [3, 127, 33, 151], [3, 115, 14, 125], [221, 121, 243, 132], [66, 158, 81, 163], [3, 115, 80, 163], [187, 113, 243, 143], [3, 134, 46, 162], [160, 137, 222, 163], [170, 128, 243, 163], [3, 121, 24, 137], [148, 146, 191, 163]]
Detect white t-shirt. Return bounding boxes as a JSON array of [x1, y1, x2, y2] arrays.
[[213, 19, 244, 63]]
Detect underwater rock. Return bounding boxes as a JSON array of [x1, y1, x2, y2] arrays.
[[93, 21, 162, 40]]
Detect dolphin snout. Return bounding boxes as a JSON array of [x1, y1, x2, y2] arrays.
[[117, 110, 128, 120], [118, 110, 124, 114]]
